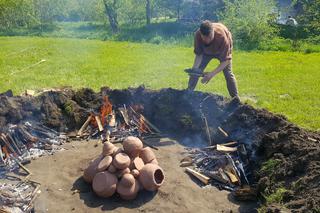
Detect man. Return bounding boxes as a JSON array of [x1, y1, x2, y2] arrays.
[[188, 20, 239, 99]]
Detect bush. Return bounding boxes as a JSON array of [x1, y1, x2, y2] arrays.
[[219, 0, 278, 50]]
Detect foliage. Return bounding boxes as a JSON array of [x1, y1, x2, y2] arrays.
[[0, 0, 36, 30], [219, 0, 278, 49], [294, 0, 320, 35]]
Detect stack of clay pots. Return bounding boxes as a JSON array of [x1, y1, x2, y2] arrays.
[[83, 136, 165, 200]]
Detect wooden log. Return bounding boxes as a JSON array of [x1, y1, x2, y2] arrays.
[[217, 144, 237, 152], [95, 116, 104, 132], [24, 184, 41, 212], [180, 161, 193, 167], [6, 134, 22, 156], [0, 147, 5, 163], [204, 141, 238, 149], [77, 115, 92, 136], [224, 170, 239, 185], [204, 171, 229, 184], [218, 126, 229, 137], [218, 168, 231, 183], [185, 168, 210, 185], [0, 134, 17, 155], [12, 157, 32, 175]]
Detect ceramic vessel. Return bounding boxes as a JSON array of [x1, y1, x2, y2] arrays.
[[139, 164, 165, 191], [131, 169, 140, 178], [108, 164, 117, 173], [102, 142, 116, 156], [113, 153, 131, 170], [112, 147, 123, 157], [123, 136, 143, 157], [117, 175, 140, 200], [92, 171, 118, 198], [116, 167, 130, 178], [97, 156, 113, 172], [131, 157, 145, 171], [140, 147, 156, 163], [83, 155, 103, 183], [150, 158, 158, 165]]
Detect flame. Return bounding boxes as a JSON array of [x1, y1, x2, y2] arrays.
[[100, 96, 113, 126], [138, 116, 151, 133]]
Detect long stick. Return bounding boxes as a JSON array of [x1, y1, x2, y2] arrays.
[[77, 115, 92, 136], [185, 168, 210, 185], [12, 156, 32, 175], [203, 117, 212, 145], [0, 134, 17, 155]]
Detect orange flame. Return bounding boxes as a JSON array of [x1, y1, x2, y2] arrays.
[[100, 96, 113, 126]]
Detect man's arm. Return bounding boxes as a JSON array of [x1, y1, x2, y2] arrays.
[[192, 54, 203, 69], [201, 60, 230, 84]]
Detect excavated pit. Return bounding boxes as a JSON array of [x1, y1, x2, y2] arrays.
[[0, 86, 319, 212]]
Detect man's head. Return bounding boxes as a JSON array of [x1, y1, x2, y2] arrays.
[[200, 20, 214, 45]]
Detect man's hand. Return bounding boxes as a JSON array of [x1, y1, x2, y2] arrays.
[[201, 72, 216, 84]]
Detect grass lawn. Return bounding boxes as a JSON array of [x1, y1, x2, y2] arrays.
[[0, 36, 319, 131]]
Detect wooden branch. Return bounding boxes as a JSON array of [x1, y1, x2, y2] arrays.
[[217, 144, 237, 152], [95, 116, 104, 132], [185, 168, 210, 185], [218, 126, 229, 137], [77, 115, 92, 136]]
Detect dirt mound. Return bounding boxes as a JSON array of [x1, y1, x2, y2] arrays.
[[0, 86, 319, 212]]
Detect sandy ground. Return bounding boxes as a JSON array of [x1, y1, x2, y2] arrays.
[[24, 137, 257, 213]]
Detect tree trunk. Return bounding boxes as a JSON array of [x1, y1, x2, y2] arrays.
[[146, 0, 151, 25], [103, 0, 118, 33]]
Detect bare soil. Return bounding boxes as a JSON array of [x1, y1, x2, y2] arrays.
[[27, 138, 257, 213]]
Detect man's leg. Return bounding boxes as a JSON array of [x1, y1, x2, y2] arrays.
[[223, 60, 239, 98], [187, 55, 213, 91]]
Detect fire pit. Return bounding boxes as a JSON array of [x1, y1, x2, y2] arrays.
[[0, 86, 319, 212]]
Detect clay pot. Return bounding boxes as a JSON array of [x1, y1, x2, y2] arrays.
[[108, 164, 117, 173], [113, 153, 131, 170], [112, 147, 123, 157], [131, 157, 145, 171], [139, 164, 165, 191], [150, 158, 158, 165], [97, 156, 113, 172], [140, 147, 156, 164], [131, 169, 140, 178], [92, 171, 118, 198], [121, 173, 135, 187], [117, 175, 140, 200], [123, 136, 143, 157], [116, 168, 131, 178], [102, 142, 116, 156], [83, 155, 103, 183]]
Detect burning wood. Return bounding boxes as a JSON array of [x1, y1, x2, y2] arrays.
[[0, 122, 66, 174], [75, 96, 161, 145], [183, 141, 251, 192]]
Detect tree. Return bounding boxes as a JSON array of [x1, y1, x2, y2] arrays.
[[294, 0, 320, 34], [156, 0, 183, 19], [103, 0, 119, 33], [146, 0, 151, 24], [219, 0, 278, 49], [0, 0, 35, 30]]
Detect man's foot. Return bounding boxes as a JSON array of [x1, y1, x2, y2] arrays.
[[230, 96, 241, 105]]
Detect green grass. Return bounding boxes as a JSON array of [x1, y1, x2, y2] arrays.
[[260, 159, 281, 174], [0, 36, 320, 130]]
